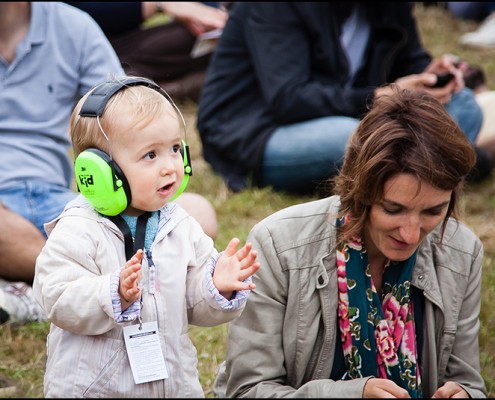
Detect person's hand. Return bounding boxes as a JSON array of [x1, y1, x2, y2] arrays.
[[423, 53, 465, 93], [363, 378, 411, 398], [376, 53, 467, 105], [432, 381, 469, 398], [162, 2, 228, 36], [119, 249, 143, 308], [213, 238, 260, 300], [375, 73, 455, 105], [401, 72, 456, 104]]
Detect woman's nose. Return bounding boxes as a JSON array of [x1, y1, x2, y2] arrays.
[[399, 217, 421, 244]]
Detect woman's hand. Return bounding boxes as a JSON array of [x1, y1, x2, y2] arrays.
[[423, 53, 465, 93], [432, 381, 469, 398], [363, 378, 411, 398]]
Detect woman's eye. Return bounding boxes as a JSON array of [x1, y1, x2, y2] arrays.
[[424, 208, 443, 216], [382, 205, 401, 215], [144, 151, 157, 160]]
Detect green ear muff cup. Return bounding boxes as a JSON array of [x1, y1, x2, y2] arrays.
[[74, 148, 131, 216]]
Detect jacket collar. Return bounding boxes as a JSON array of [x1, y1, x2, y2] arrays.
[[412, 234, 444, 311]]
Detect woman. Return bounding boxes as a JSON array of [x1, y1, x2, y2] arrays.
[[215, 86, 487, 398]]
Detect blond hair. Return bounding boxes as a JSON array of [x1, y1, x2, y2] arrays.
[[70, 79, 179, 158]]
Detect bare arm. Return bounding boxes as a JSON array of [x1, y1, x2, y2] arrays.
[[0, 203, 45, 284], [142, 2, 228, 36]]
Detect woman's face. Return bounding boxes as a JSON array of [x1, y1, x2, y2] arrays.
[[363, 173, 452, 262]]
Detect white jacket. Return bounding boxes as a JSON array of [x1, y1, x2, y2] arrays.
[[33, 195, 244, 398]]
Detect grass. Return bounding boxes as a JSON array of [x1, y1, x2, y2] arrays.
[[1, 3, 495, 397]]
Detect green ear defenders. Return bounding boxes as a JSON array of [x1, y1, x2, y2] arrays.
[[74, 77, 193, 216], [74, 148, 130, 217]]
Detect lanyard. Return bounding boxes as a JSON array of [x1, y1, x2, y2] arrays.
[[109, 212, 151, 260]]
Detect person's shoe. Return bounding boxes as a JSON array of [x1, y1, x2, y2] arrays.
[[0, 280, 46, 326], [460, 12, 495, 48]]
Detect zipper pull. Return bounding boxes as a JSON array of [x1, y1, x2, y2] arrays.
[[146, 250, 156, 294]]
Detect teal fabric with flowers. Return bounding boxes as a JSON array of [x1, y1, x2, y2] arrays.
[[336, 215, 422, 397]]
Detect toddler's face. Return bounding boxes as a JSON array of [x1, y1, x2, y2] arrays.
[[110, 105, 185, 216]]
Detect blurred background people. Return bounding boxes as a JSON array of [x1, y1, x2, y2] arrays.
[[197, 2, 488, 196], [67, 2, 230, 102]]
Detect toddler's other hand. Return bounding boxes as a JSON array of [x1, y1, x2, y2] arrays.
[[213, 238, 260, 299]]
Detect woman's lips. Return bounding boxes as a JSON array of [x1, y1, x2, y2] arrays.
[[389, 236, 410, 249]]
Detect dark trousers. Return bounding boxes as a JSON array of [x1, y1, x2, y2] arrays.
[[110, 21, 211, 101]]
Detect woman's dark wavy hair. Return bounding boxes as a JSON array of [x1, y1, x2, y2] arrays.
[[332, 85, 476, 245]]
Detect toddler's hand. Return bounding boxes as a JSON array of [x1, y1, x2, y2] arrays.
[[213, 238, 260, 300], [119, 249, 143, 308]]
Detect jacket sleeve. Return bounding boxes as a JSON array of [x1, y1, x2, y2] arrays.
[[444, 237, 487, 398], [33, 216, 120, 335], [223, 221, 369, 398], [240, 3, 375, 123], [381, 3, 432, 82], [185, 217, 245, 327]]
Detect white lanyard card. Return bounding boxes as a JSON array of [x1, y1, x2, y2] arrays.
[[123, 320, 169, 384]]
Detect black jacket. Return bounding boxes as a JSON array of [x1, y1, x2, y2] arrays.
[[197, 2, 432, 191], [65, 2, 143, 36]]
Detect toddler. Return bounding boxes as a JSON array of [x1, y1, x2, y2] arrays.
[[33, 76, 260, 398]]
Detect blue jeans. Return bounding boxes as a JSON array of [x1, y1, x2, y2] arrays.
[[260, 116, 358, 194], [446, 2, 495, 22], [260, 88, 482, 194], [0, 181, 77, 237], [444, 87, 482, 143]]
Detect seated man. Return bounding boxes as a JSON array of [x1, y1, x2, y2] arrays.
[[0, 1, 124, 325]]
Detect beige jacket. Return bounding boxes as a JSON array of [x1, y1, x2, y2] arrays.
[[217, 196, 486, 398], [33, 196, 244, 398]]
